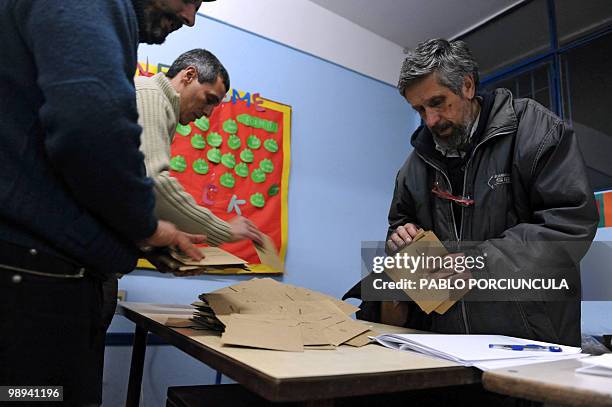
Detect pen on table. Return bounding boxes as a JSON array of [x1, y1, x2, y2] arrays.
[[488, 344, 563, 352]]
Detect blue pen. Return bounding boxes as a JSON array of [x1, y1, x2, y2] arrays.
[[489, 344, 562, 352]]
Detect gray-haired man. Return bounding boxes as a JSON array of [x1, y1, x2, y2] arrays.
[[348, 38, 597, 346], [137, 49, 263, 247]]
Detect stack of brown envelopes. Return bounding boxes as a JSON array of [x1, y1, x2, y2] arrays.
[[191, 278, 376, 351], [144, 235, 283, 276]]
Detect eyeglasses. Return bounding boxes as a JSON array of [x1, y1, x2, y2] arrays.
[[431, 183, 474, 207]]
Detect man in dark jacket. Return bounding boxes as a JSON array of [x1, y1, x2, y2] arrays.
[[0, 0, 213, 405], [347, 38, 598, 347]]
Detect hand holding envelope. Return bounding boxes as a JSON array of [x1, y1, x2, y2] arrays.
[[383, 230, 472, 315]]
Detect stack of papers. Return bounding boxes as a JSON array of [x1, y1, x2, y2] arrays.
[[576, 354, 612, 377], [374, 333, 583, 371], [144, 234, 282, 276], [191, 278, 374, 351]]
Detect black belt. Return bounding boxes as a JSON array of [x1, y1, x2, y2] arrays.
[[0, 240, 86, 279]]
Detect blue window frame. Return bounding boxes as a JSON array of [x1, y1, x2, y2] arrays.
[[457, 0, 612, 191]]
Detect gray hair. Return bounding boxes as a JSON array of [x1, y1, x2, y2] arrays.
[[397, 38, 479, 96], [166, 48, 230, 92]]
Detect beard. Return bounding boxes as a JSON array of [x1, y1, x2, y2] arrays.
[[140, 7, 183, 44], [431, 101, 477, 152], [432, 120, 474, 150]]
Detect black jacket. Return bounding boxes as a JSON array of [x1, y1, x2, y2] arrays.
[[346, 89, 598, 346], [0, 0, 158, 275]]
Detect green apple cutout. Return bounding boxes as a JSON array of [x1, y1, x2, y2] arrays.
[[191, 134, 206, 149], [207, 132, 222, 147], [240, 148, 254, 163], [263, 139, 278, 153], [268, 184, 279, 196], [236, 114, 248, 124], [259, 158, 274, 174], [263, 121, 278, 132], [194, 116, 209, 132], [193, 158, 209, 175], [223, 119, 238, 134], [220, 172, 236, 188], [234, 162, 249, 178], [247, 135, 261, 149], [250, 193, 265, 208], [207, 148, 221, 164], [227, 134, 241, 150], [251, 168, 266, 183], [221, 153, 236, 169], [170, 155, 187, 172], [176, 123, 191, 136]]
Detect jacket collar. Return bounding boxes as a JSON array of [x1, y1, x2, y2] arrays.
[[411, 88, 518, 163]]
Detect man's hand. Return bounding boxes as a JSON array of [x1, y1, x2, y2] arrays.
[[387, 223, 421, 252], [229, 216, 263, 246], [143, 220, 206, 260]]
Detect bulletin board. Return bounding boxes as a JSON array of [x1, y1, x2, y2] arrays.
[[135, 62, 290, 273]]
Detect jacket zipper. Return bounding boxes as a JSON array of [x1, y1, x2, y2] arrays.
[[416, 127, 515, 334], [457, 128, 515, 334]]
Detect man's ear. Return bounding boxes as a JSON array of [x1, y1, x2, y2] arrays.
[[462, 74, 476, 100], [182, 66, 198, 84]]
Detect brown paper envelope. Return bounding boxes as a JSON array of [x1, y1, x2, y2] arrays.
[[221, 314, 303, 352], [171, 247, 247, 267], [282, 284, 360, 315], [164, 318, 199, 328], [433, 299, 455, 315], [343, 330, 379, 347], [323, 318, 370, 346], [254, 235, 284, 272], [384, 231, 451, 314], [433, 282, 471, 314], [211, 278, 359, 316], [304, 345, 336, 350], [299, 321, 331, 346]]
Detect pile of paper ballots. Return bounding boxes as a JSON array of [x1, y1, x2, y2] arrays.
[[144, 246, 249, 276], [374, 333, 583, 371], [192, 278, 374, 351], [144, 235, 283, 276]]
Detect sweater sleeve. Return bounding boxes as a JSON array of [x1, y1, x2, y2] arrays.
[[16, 0, 158, 242], [137, 87, 233, 246]]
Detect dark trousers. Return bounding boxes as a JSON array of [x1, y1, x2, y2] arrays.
[[0, 267, 118, 406]]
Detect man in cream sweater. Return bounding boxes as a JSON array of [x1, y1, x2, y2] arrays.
[[136, 48, 262, 246]]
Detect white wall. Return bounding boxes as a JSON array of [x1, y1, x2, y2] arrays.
[[200, 0, 405, 85]]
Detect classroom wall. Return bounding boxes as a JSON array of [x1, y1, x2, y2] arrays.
[[102, 13, 419, 406], [201, 0, 405, 85]]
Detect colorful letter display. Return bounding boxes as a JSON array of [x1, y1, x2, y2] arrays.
[[135, 61, 290, 273]]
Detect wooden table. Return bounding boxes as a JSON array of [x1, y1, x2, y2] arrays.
[[483, 358, 612, 407], [118, 302, 481, 406]]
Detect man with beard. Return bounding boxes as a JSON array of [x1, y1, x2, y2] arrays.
[[0, 0, 214, 405], [345, 38, 597, 347]]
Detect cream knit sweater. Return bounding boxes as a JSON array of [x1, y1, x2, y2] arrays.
[[136, 73, 232, 246]]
